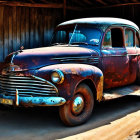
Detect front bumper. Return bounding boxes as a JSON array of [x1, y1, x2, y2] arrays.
[[0, 93, 66, 107]]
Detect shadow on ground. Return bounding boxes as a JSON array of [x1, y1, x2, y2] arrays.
[[0, 95, 140, 140]]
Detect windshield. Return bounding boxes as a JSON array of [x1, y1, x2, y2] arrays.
[[51, 24, 101, 46]]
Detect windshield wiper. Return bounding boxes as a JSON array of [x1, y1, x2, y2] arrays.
[[70, 42, 98, 46], [51, 43, 66, 46]]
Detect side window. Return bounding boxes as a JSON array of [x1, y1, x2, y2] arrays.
[[125, 28, 134, 47], [136, 32, 140, 48], [103, 30, 112, 48], [111, 28, 123, 47], [103, 28, 123, 48]]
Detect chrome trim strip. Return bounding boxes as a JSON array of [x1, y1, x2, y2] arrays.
[[51, 56, 91, 60], [102, 55, 127, 57]]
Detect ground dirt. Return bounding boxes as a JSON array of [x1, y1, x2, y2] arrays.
[[0, 95, 139, 140], [125, 130, 140, 140]]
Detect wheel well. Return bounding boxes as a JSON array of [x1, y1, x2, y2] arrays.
[[78, 79, 97, 101]]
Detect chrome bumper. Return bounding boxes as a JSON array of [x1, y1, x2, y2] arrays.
[[0, 94, 66, 107]]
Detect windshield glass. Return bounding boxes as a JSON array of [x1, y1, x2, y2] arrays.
[[51, 24, 101, 46]]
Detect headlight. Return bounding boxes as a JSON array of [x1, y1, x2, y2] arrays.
[[51, 70, 64, 84]]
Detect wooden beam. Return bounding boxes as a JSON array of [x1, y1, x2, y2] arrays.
[[0, 1, 82, 10], [96, 0, 107, 5], [72, 0, 86, 7], [0, 1, 63, 8], [28, 0, 35, 3], [40, 0, 49, 4], [131, 0, 139, 2], [86, 2, 140, 9], [82, 0, 93, 5], [63, 0, 66, 19]]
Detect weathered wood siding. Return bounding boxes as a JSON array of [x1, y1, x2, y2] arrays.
[[0, 6, 63, 62], [84, 5, 140, 28]]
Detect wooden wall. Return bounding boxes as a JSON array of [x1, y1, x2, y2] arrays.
[[82, 5, 140, 28], [0, 4, 139, 63], [0, 6, 63, 62]]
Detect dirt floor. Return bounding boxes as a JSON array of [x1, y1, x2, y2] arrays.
[[125, 130, 140, 140], [61, 104, 140, 140], [0, 95, 139, 140]]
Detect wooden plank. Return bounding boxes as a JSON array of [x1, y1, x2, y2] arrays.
[[39, 9, 44, 47], [96, 0, 107, 5], [34, 8, 39, 47], [63, 0, 66, 19], [0, 1, 63, 8], [29, 8, 35, 48], [16, 7, 21, 50], [0, 6, 4, 62], [0, 1, 82, 11], [20, 7, 26, 48], [3, 6, 9, 59], [43, 10, 49, 46], [25, 7, 29, 49], [82, 0, 93, 5], [87, 2, 140, 9], [8, 7, 13, 53], [12, 7, 17, 52]]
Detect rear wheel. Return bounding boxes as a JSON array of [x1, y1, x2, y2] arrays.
[[59, 83, 94, 126]]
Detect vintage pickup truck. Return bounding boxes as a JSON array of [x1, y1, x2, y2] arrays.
[[0, 18, 140, 126]]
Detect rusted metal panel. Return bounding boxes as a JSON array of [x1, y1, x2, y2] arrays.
[[0, 17, 140, 107]]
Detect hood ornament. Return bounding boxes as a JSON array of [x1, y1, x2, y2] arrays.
[[20, 46, 24, 51], [10, 46, 24, 64], [2, 46, 24, 75]]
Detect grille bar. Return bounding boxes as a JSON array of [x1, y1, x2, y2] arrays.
[[0, 83, 55, 91], [0, 74, 58, 97]]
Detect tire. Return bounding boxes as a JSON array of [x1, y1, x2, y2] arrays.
[[59, 83, 94, 126]]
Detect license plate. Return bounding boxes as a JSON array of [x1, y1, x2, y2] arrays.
[[0, 98, 13, 105]]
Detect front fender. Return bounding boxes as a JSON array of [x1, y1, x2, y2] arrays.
[[35, 64, 103, 101]]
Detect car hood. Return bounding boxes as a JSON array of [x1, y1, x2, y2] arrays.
[[5, 46, 99, 70]]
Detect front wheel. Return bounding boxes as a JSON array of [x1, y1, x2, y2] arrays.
[[59, 83, 94, 126]]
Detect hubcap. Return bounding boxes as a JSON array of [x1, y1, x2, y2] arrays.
[[72, 95, 84, 115]]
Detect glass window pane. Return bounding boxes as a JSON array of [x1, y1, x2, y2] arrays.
[[103, 30, 112, 48], [136, 32, 139, 48], [125, 29, 134, 47], [69, 31, 86, 43]]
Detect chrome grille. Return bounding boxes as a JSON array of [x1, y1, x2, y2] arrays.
[[0, 75, 58, 97]]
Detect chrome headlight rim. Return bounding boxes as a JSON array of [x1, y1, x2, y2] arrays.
[[51, 69, 64, 84]]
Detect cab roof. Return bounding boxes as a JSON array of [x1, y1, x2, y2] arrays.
[[58, 17, 139, 31]]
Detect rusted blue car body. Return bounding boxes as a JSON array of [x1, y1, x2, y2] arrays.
[[0, 18, 140, 125]]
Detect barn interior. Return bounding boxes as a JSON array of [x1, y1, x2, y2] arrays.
[[0, 0, 139, 62]]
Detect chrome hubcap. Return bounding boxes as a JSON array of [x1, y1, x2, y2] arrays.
[[72, 95, 84, 115]]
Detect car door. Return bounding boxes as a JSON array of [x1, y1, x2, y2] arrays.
[[124, 28, 137, 84], [135, 30, 140, 82], [101, 27, 129, 89]]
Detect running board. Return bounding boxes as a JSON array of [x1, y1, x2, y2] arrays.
[[103, 84, 140, 100]]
